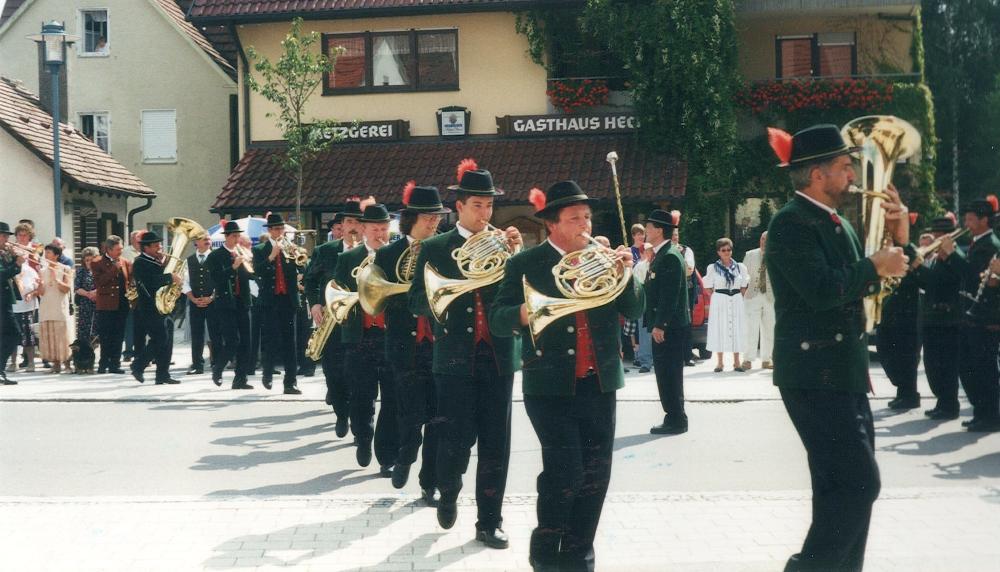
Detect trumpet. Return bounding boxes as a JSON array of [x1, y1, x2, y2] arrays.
[[4, 242, 68, 271], [234, 244, 255, 274], [277, 235, 309, 266]]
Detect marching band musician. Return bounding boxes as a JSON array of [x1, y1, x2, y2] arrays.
[[304, 199, 364, 437], [490, 181, 644, 572], [130, 231, 182, 385], [407, 160, 522, 549], [92, 235, 132, 374], [937, 196, 1000, 432], [205, 221, 254, 389], [333, 203, 398, 475], [252, 213, 302, 394], [182, 234, 217, 376], [0, 221, 22, 385], [377, 183, 451, 502]]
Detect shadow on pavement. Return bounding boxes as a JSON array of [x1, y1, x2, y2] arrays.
[[150, 401, 255, 412], [207, 468, 381, 496], [191, 439, 354, 471], [211, 422, 336, 449], [614, 432, 662, 452], [932, 452, 1000, 480], [879, 431, 988, 456], [211, 408, 329, 429], [874, 416, 946, 437], [360, 532, 484, 572]]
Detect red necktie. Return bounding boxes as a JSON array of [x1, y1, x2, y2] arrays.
[[474, 291, 492, 346], [363, 311, 385, 330], [274, 248, 287, 295], [416, 315, 434, 343], [231, 251, 241, 296], [574, 311, 598, 379]]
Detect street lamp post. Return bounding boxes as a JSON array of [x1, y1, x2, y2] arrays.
[[28, 21, 76, 239]]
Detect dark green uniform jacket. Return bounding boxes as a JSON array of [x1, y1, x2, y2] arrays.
[[333, 243, 372, 344], [132, 254, 172, 311], [767, 194, 882, 393], [374, 237, 425, 366], [490, 241, 645, 396], [407, 227, 520, 377], [643, 242, 690, 331], [205, 247, 253, 309], [303, 239, 345, 308], [252, 240, 301, 308], [942, 232, 1000, 326], [912, 252, 965, 327], [1, 254, 21, 306]]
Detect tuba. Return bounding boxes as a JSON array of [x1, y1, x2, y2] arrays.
[[155, 217, 208, 315], [524, 234, 632, 344], [357, 241, 421, 316], [841, 115, 921, 332], [425, 223, 519, 322]]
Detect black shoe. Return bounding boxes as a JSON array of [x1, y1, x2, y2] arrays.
[[966, 418, 1000, 432], [356, 442, 373, 467], [650, 421, 688, 435], [421, 487, 438, 507], [155, 378, 181, 385], [638, 366, 651, 373], [186, 366, 204, 375], [232, 382, 254, 390], [476, 527, 510, 550], [379, 464, 395, 478], [108, 368, 126, 375], [283, 386, 302, 395], [131, 368, 145, 384], [335, 416, 349, 438], [298, 367, 315, 377], [97, 367, 107, 374], [436, 500, 457, 529], [928, 409, 959, 420], [684, 360, 696, 367], [392, 464, 411, 489], [2, 378, 17, 385], [962, 418, 977, 428], [889, 395, 921, 411], [212, 371, 223, 387], [262, 377, 273, 390]]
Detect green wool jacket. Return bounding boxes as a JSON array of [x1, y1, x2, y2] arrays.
[[642, 243, 690, 332], [303, 239, 344, 308], [1, 254, 21, 307], [252, 241, 301, 308], [766, 194, 882, 393], [333, 243, 372, 345], [374, 237, 427, 366], [911, 252, 964, 328], [205, 247, 253, 309], [941, 232, 1000, 326], [132, 254, 172, 311], [489, 241, 645, 396], [407, 227, 520, 377]]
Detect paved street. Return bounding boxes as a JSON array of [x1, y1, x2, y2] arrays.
[[1, 344, 999, 571]]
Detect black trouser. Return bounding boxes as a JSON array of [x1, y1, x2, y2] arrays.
[[875, 323, 920, 399], [343, 327, 398, 466], [296, 306, 311, 372], [214, 302, 250, 382], [189, 302, 218, 369], [1, 308, 17, 372], [392, 341, 438, 490], [321, 330, 350, 419], [959, 325, 1000, 421], [260, 295, 297, 388], [651, 325, 689, 424], [436, 342, 513, 531], [922, 325, 961, 413], [132, 306, 171, 381], [250, 301, 262, 374], [96, 306, 128, 370], [779, 388, 880, 572], [525, 376, 615, 571]]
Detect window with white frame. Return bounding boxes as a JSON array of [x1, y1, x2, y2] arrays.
[[78, 112, 110, 152], [141, 110, 177, 163], [81, 10, 109, 55]]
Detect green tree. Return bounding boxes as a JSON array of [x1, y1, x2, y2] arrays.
[[246, 17, 345, 227]]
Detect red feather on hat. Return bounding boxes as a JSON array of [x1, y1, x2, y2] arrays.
[[359, 195, 377, 211], [671, 210, 681, 226], [945, 211, 957, 224], [402, 181, 416, 206], [767, 127, 793, 165], [346, 195, 360, 203], [528, 187, 546, 212], [456, 158, 478, 183], [909, 212, 919, 225], [988, 194, 999, 213]]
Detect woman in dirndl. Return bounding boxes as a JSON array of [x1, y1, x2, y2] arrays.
[[703, 237, 749, 372]]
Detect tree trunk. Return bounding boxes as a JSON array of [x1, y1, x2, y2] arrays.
[[296, 163, 304, 230]]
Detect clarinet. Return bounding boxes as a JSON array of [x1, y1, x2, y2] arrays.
[[964, 254, 999, 320]]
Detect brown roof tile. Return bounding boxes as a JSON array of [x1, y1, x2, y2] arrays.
[[188, 0, 581, 22], [212, 136, 686, 211], [0, 77, 155, 198], [156, 0, 237, 80]]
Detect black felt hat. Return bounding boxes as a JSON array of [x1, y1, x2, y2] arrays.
[[341, 200, 364, 218], [264, 213, 286, 228], [927, 216, 957, 233], [0, 221, 11, 235], [769, 124, 859, 168], [222, 221, 242, 235], [360, 204, 391, 223], [402, 183, 451, 215], [532, 180, 599, 218], [447, 159, 503, 196], [647, 209, 679, 229], [139, 231, 163, 245], [961, 196, 999, 219]]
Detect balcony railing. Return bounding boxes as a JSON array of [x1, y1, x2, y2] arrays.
[[545, 76, 632, 114], [748, 72, 922, 84]]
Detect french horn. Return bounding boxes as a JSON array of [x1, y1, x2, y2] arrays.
[[357, 241, 420, 316]]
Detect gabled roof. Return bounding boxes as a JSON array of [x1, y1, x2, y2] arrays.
[[0, 0, 27, 26], [155, 0, 237, 80], [0, 76, 155, 198], [187, 0, 583, 23], [212, 135, 686, 211]]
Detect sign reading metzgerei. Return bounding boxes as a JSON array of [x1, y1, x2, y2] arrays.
[[317, 120, 410, 142], [496, 114, 638, 137]]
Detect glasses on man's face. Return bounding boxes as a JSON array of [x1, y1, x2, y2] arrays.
[[719, 248, 732, 253]]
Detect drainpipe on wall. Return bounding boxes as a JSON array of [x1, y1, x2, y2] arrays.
[[127, 197, 154, 235]]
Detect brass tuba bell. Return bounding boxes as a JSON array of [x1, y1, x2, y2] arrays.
[[841, 115, 921, 332], [155, 217, 208, 315], [357, 242, 421, 316]]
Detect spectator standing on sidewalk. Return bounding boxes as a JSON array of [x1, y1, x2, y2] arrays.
[[740, 232, 775, 371], [704, 237, 749, 372], [37, 244, 73, 373], [632, 242, 655, 373], [671, 225, 698, 365]]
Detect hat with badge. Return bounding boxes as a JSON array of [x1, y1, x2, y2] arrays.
[[401, 181, 452, 215], [927, 215, 957, 234], [360, 204, 391, 223], [264, 212, 286, 228], [647, 209, 681, 229], [961, 195, 999, 219], [220, 219, 243, 234], [767, 124, 860, 168], [447, 158, 503, 196], [0, 221, 11, 235], [529, 180, 599, 219], [138, 230, 163, 245]]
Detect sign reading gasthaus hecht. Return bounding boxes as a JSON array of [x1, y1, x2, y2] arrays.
[[316, 120, 410, 142], [496, 114, 638, 137]]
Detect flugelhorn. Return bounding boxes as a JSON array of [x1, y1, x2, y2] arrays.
[[841, 115, 921, 331], [233, 244, 255, 274], [155, 217, 208, 315], [425, 222, 519, 322], [277, 235, 309, 266]]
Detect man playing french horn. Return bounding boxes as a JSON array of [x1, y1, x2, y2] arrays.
[[368, 183, 451, 503], [489, 180, 644, 572], [407, 160, 522, 549], [333, 203, 398, 474]]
